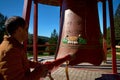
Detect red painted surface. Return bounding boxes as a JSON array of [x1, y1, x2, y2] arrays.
[[22, 0, 117, 74], [33, 0, 38, 62], [56, 0, 104, 66], [22, 0, 32, 52], [108, 0, 117, 74], [102, 1, 107, 62]]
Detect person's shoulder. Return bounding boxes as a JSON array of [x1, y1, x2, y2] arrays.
[[0, 35, 12, 51], [1, 35, 10, 42]]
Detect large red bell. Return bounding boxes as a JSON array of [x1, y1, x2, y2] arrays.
[[56, 0, 104, 66]]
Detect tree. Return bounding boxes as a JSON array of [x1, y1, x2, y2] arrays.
[[48, 29, 58, 55], [49, 29, 58, 44], [107, 4, 120, 45], [106, 27, 111, 47], [0, 13, 7, 43], [27, 33, 49, 55], [115, 4, 120, 17], [114, 4, 120, 45]]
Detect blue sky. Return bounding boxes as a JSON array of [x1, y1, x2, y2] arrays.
[[0, 0, 120, 37]]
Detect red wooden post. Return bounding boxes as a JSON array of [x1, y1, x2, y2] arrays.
[[33, 0, 38, 62], [102, 0, 107, 62], [55, 1, 63, 59], [22, 0, 32, 23], [22, 0, 32, 52], [108, 0, 117, 74]]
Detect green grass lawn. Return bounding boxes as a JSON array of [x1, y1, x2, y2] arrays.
[[107, 52, 120, 59], [107, 48, 120, 59], [107, 49, 120, 59], [27, 50, 120, 60], [27, 52, 54, 57]]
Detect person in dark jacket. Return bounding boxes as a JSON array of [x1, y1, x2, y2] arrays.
[[0, 16, 72, 80]]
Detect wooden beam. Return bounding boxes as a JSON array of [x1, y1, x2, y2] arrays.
[[108, 0, 117, 74], [22, 0, 32, 52], [33, 0, 38, 62]]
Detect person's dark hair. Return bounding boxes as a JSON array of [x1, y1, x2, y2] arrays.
[[5, 16, 26, 35]]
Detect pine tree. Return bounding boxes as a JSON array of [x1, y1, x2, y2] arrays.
[[0, 13, 7, 43], [48, 29, 58, 55], [115, 4, 120, 17], [106, 3, 120, 46], [114, 4, 120, 45]]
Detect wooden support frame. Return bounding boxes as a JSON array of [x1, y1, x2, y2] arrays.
[[108, 0, 117, 74], [22, 0, 38, 62], [102, 0, 107, 62], [22, 0, 117, 74], [33, 0, 38, 62], [22, 0, 32, 52]]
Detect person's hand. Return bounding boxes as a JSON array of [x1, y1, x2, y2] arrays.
[[44, 61, 54, 71], [68, 53, 76, 61], [39, 64, 49, 78]]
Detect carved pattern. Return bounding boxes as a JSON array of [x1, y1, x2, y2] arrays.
[[62, 34, 87, 45]]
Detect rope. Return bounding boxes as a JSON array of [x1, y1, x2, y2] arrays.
[[65, 61, 70, 80], [48, 61, 70, 80]]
